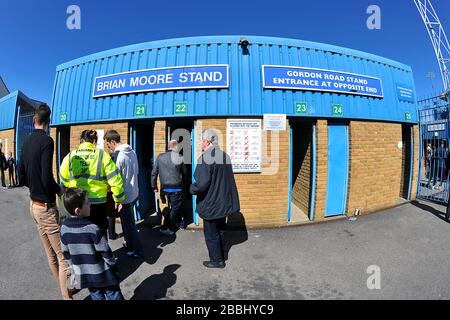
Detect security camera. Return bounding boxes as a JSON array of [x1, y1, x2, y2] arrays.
[[239, 38, 249, 47]]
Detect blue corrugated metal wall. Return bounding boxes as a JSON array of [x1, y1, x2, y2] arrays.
[[0, 91, 19, 131], [0, 90, 38, 131], [15, 111, 35, 185], [51, 36, 418, 126]]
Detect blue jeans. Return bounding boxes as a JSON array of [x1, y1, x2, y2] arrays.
[[89, 285, 124, 300], [120, 202, 143, 256]]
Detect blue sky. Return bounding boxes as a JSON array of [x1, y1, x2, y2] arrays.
[[0, 0, 449, 104]]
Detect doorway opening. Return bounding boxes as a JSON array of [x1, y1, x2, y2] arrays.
[[401, 124, 413, 200], [167, 119, 195, 228], [131, 122, 156, 220], [57, 126, 71, 173], [290, 120, 314, 222]]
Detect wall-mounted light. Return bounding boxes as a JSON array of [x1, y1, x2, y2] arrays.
[[239, 38, 250, 55], [239, 38, 249, 47]]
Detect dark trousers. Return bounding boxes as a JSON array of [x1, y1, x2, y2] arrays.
[[162, 191, 183, 231], [446, 193, 450, 221], [89, 203, 108, 235], [203, 218, 227, 264], [108, 217, 118, 238], [0, 169, 5, 187], [120, 202, 143, 255], [8, 169, 15, 186]]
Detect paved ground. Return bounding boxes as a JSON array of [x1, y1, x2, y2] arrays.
[[1, 187, 450, 300]]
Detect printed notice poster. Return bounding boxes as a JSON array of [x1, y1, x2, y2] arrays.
[[263, 114, 286, 131], [227, 119, 262, 173]]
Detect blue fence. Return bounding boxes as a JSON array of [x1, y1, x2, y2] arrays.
[[15, 112, 35, 185], [417, 103, 450, 204]]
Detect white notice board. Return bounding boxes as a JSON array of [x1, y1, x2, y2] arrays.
[[96, 130, 104, 150], [263, 114, 286, 131], [227, 119, 262, 173]]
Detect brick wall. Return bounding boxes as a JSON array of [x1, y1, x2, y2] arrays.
[[53, 123, 129, 180], [68, 122, 129, 151], [50, 119, 419, 228], [0, 129, 15, 159], [0, 129, 16, 185], [313, 120, 328, 221], [347, 121, 403, 215], [196, 118, 290, 228], [154, 120, 168, 213], [291, 122, 312, 215]]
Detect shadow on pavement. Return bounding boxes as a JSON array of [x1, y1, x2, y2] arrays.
[[131, 264, 181, 300], [411, 200, 450, 223], [113, 222, 176, 283], [224, 212, 248, 261]]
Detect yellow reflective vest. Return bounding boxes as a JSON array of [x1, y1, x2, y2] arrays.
[[59, 142, 125, 204]]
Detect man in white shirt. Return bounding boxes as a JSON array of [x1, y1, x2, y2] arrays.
[[104, 130, 144, 259]]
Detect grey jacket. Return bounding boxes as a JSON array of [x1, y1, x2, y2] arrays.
[[151, 151, 188, 190], [112, 144, 139, 204]]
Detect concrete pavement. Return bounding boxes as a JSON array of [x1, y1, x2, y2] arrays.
[[1, 187, 450, 300]]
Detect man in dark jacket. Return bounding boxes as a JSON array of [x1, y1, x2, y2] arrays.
[[18, 104, 71, 300], [151, 140, 188, 235], [0, 143, 6, 189], [190, 129, 240, 269], [7, 152, 16, 187]]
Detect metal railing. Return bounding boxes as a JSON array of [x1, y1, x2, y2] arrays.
[[417, 103, 450, 203]]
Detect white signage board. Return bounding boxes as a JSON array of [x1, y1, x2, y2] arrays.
[[96, 130, 104, 150], [428, 123, 446, 132], [227, 119, 262, 173], [263, 114, 286, 131]]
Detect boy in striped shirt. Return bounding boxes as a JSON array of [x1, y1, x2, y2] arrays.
[[61, 188, 124, 300]]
